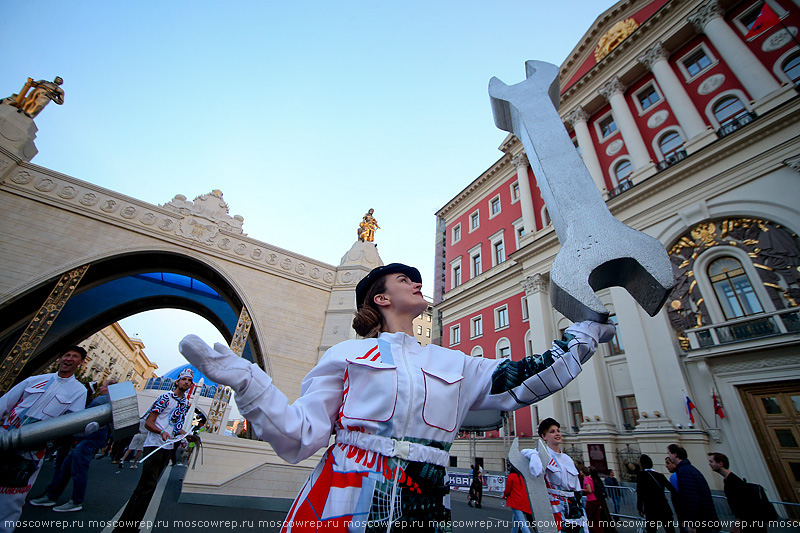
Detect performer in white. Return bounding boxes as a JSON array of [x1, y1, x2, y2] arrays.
[[180, 263, 615, 532], [522, 418, 589, 533], [0, 346, 88, 532]]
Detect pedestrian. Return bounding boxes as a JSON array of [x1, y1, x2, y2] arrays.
[[522, 418, 588, 533], [29, 379, 118, 512], [503, 464, 532, 533], [583, 467, 604, 533], [0, 346, 88, 532], [707, 452, 777, 533], [469, 463, 484, 509], [118, 419, 147, 469], [112, 369, 192, 533], [180, 263, 615, 532], [636, 454, 676, 533], [604, 469, 620, 515], [667, 444, 719, 533]]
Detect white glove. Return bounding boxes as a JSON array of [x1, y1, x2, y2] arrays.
[[523, 447, 544, 477], [178, 335, 254, 394], [564, 320, 616, 363]]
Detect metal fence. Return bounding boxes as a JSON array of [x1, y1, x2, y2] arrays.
[[604, 486, 800, 533]]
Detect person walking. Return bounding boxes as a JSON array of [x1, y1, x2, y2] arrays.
[[503, 465, 532, 533], [604, 469, 620, 515], [708, 452, 777, 533], [667, 444, 719, 533], [637, 454, 676, 533], [583, 467, 604, 533], [180, 263, 615, 532]]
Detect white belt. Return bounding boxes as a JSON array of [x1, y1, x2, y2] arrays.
[[335, 429, 450, 467]]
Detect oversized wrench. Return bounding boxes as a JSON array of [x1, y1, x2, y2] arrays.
[[489, 60, 675, 323], [508, 437, 556, 533]]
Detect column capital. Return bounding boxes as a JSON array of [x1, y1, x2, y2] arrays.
[[512, 152, 529, 169], [637, 41, 669, 70], [521, 273, 548, 294], [598, 76, 626, 100], [688, 0, 723, 32], [563, 106, 589, 126], [784, 155, 800, 173]]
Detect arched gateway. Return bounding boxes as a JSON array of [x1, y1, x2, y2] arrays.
[[0, 102, 383, 509]]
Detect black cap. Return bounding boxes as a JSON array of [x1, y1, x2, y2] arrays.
[[356, 263, 422, 308]]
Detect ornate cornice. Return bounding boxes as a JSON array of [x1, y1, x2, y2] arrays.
[[521, 273, 548, 294], [598, 76, 626, 100], [564, 106, 589, 126], [687, 0, 723, 32], [637, 41, 668, 70]]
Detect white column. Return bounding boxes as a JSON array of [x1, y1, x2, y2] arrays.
[[512, 153, 537, 234], [564, 106, 607, 194], [598, 77, 654, 173], [637, 42, 713, 144], [522, 274, 557, 422], [688, 0, 781, 101], [576, 353, 616, 433]]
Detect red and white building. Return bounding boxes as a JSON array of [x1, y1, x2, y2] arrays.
[[435, 0, 800, 502]]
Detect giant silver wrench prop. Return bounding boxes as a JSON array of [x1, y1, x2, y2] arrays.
[[489, 60, 675, 323], [508, 437, 555, 533]]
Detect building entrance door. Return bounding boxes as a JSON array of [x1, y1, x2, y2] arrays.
[[739, 380, 800, 504]]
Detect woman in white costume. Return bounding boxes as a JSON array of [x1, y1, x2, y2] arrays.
[[179, 263, 614, 533], [523, 418, 589, 533]]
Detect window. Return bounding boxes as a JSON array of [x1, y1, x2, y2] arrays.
[[739, 5, 761, 32], [709, 256, 764, 319], [470, 211, 480, 231], [494, 240, 505, 264], [614, 160, 632, 182], [683, 49, 712, 78], [452, 224, 461, 243], [497, 337, 511, 358], [782, 53, 800, 83], [598, 115, 617, 138], [471, 346, 484, 358], [451, 324, 461, 345], [471, 316, 483, 338], [521, 296, 529, 321], [489, 196, 501, 218], [637, 85, 660, 111], [713, 96, 748, 127], [426, 328, 431, 338], [607, 314, 624, 355], [426, 315, 431, 322], [512, 218, 525, 250], [619, 395, 639, 429], [417, 325, 423, 335], [472, 253, 482, 276], [511, 182, 520, 201], [496, 306, 509, 329], [453, 265, 461, 287], [570, 401, 584, 431], [658, 131, 684, 158]]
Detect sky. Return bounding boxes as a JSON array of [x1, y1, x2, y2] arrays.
[[3, 1, 613, 411]]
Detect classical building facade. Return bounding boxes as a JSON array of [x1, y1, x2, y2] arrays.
[[413, 300, 435, 346], [78, 322, 158, 390], [435, 0, 800, 502]]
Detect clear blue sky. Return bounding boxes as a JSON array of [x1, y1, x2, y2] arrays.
[[4, 1, 613, 399]]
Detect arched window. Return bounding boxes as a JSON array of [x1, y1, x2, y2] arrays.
[[782, 52, 800, 84], [658, 131, 683, 158], [713, 96, 747, 126], [470, 346, 484, 358], [708, 256, 764, 319], [614, 159, 632, 182], [496, 338, 511, 358]]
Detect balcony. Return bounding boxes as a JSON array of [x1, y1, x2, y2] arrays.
[[608, 179, 635, 198], [656, 149, 688, 171], [684, 308, 800, 350], [716, 112, 756, 139]]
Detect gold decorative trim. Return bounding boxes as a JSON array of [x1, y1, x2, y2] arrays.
[[0, 265, 89, 393], [595, 18, 639, 62]]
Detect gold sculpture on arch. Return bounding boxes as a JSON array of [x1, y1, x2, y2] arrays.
[[357, 208, 380, 242], [5, 76, 65, 118]]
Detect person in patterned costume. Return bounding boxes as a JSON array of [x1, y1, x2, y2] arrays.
[[180, 263, 615, 532]]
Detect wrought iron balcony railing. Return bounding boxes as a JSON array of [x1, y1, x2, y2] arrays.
[[608, 179, 635, 198], [656, 149, 688, 171], [684, 308, 800, 350], [716, 112, 757, 139]]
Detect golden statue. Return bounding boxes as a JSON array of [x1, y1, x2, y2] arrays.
[[357, 209, 380, 242], [7, 76, 65, 118]]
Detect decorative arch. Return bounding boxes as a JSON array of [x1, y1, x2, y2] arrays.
[[470, 346, 484, 358], [704, 89, 752, 129], [666, 218, 800, 349], [496, 337, 511, 358]]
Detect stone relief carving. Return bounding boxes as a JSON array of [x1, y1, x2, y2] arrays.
[[310, 267, 321, 279], [647, 109, 669, 128], [698, 74, 724, 95], [80, 193, 98, 206], [251, 248, 263, 260], [140, 212, 156, 225], [762, 27, 797, 52], [162, 189, 245, 234], [281, 258, 293, 270], [266, 253, 278, 265], [218, 237, 232, 250], [606, 139, 624, 155], [121, 206, 137, 219], [158, 219, 174, 231], [234, 243, 247, 255], [35, 178, 56, 192], [296, 262, 307, 275], [100, 199, 119, 213], [58, 186, 78, 199], [11, 171, 33, 184], [324, 272, 335, 283]]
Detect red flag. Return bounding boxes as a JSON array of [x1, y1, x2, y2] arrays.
[[745, 2, 781, 40], [686, 396, 696, 424], [713, 390, 726, 419]]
